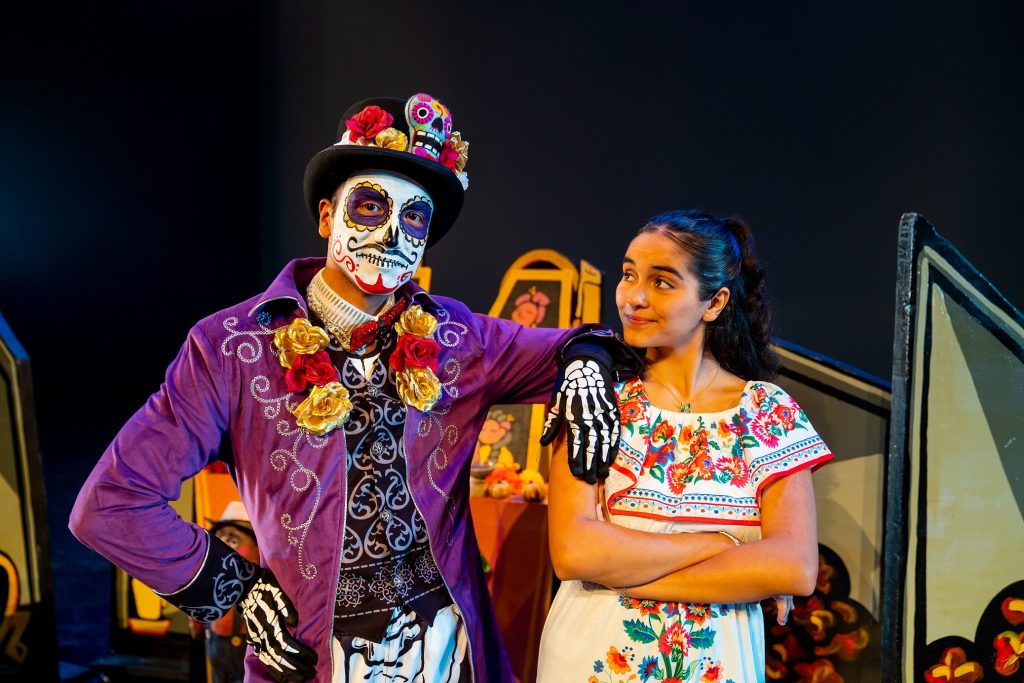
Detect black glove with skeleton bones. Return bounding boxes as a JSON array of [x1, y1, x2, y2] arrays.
[[239, 568, 318, 683], [158, 534, 317, 682], [541, 342, 622, 485]]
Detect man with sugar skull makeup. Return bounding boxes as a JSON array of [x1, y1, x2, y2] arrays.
[[71, 92, 638, 682]]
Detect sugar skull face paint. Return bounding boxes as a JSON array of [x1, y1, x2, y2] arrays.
[[406, 93, 452, 161], [328, 172, 432, 295]]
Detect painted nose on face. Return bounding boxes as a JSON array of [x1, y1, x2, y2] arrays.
[[382, 219, 400, 248]]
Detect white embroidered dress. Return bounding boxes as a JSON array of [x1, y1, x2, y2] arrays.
[[537, 380, 832, 683]]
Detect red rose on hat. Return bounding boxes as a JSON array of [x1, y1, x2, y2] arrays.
[[389, 335, 440, 374], [439, 140, 461, 172], [345, 105, 394, 141]]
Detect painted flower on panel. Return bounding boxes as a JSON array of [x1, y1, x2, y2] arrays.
[[923, 646, 983, 683], [994, 630, 1023, 676], [793, 658, 843, 683]]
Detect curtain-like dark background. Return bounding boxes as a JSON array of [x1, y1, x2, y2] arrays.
[[2, 0, 1021, 670]]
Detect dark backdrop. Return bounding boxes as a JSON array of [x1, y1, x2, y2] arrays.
[[2, 0, 1021, 670]]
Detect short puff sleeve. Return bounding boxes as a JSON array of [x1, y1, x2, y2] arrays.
[[740, 382, 833, 501]]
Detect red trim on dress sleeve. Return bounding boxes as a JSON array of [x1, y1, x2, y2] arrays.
[[754, 450, 834, 504]]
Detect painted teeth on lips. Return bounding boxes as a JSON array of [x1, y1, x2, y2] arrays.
[[358, 253, 403, 268]]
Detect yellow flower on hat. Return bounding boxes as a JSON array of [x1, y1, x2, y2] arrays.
[[396, 366, 442, 413], [292, 381, 352, 436], [274, 318, 330, 369], [395, 305, 438, 338], [449, 131, 469, 174], [374, 127, 409, 151]]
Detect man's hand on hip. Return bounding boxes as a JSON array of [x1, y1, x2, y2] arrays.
[[240, 569, 318, 682]]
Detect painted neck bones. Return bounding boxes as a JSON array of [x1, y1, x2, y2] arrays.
[[329, 172, 433, 295]]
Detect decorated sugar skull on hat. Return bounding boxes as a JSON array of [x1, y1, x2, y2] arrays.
[[303, 93, 469, 249]]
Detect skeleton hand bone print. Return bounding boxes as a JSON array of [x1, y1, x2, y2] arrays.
[[239, 569, 319, 682]]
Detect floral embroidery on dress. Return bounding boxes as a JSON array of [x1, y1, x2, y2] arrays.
[[581, 595, 731, 683], [540, 379, 832, 683], [609, 380, 826, 522]]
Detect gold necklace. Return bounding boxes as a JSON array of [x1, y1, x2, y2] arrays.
[[645, 360, 721, 413]]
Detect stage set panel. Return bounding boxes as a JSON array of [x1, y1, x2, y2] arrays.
[[0, 311, 58, 681], [768, 342, 889, 682], [885, 213, 1024, 683]]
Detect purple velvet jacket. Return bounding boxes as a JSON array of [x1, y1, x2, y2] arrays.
[[70, 258, 598, 682]]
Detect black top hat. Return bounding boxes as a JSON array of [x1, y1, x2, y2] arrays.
[[303, 94, 467, 248]]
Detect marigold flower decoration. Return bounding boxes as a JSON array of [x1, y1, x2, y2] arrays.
[[273, 318, 351, 436], [389, 305, 443, 412]]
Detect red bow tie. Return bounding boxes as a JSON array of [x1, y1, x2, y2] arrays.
[[346, 296, 409, 351]]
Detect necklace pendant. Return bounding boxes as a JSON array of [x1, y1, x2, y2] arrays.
[[680, 402, 692, 413]]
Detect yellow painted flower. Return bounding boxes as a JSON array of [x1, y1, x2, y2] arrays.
[[449, 131, 469, 173], [274, 318, 330, 368], [395, 305, 437, 338], [292, 381, 352, 435], [396, 366, 441, 412], [374, 127, 408, 151]]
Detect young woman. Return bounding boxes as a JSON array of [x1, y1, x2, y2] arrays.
[[537, 210, 833, 682]]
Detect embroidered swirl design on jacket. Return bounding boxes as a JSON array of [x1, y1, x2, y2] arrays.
[[221, 316, 275, 363], [223, 316, 329, 582], [408, 305, 469, 545]]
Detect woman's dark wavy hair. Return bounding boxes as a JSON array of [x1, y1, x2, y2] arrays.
[[638, 209, 779, 380]]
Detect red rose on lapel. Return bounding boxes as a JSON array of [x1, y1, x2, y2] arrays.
[[390, 335, 440, 374], [285, 350, 340, 392]]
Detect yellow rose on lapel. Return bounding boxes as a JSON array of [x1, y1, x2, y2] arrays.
[[292, 381, 352, 435], [395, 305, 437, 338], [274, 318, 331, 368], [396, 366, 441, 413]]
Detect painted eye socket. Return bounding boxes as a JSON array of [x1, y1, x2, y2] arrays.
[[412, 105, 433, 124], [357, 200, 384, 216], [345, 185, 390, 227], [400, 200, 432, 240]]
